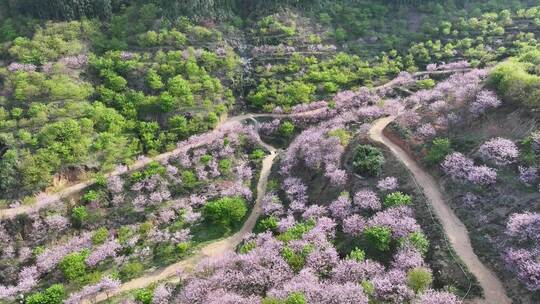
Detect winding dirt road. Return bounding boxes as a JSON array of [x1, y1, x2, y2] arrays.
[[84, 147, 278, 303], [369, 116, 511, 304], [0, 68, 468, 221]]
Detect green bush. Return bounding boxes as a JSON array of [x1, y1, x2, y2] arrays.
[[257, 216, 279, 232], [218, 159, 232, 174], [119, 262, 144, 281], [26, 284, 66, 304], [176, 242, 191, 257], [281, 246, 311, 273], [238, 241, 257, 254], [59, 251, 89, 282], [92, 227, 109, 245], [352, 145, 385, 176], [262, 292, 307, 304], [364, 226, 392, 251], [408, 231, 430, 255], [203, 196, 247, 228], [424, 138, 452, 166], [135, 288, 154, 304], [277, 221, 316, 242], [407, 267, 433, 293], [71, 206, 88, 227], [250, 149, 266, 161], [383, 192, 412, 208], [347, 248, 366, 262], [279, 121, 295, 138]]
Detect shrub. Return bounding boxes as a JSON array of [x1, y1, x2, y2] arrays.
[[347, 248, 366, 262], [180, 170, 197, 188], [281, 246, 311, 273], [218, 159, 232, 174], [176, 242, 191, 257], [408, 231, 430, 255], [82, 190, 100, 204], [352, 145, 385, 176], [407, 267, 433, 293], [364, 226, 392, 251], [203, 196, 247, 228], [257, 216, 279, 232], [135, 288, 154, 304], [238, 241, 257, 254], [59, 251, 89, 282], [26, 284, 66, 304], [277, 221, 316, 242], [424, 138, 452, 166], [383, 192, 412, 208], [250, 149, 266, 161], [119, 261, 144, 281], [71, 206, 88, 227], [91, 227, 109, 245], [279, 121, 295, 138], [154, 243, 177, 265]]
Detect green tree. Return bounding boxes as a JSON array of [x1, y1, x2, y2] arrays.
[[347, 248, 366, 262], [91, 227, 109, 245], [59, 251, 88, 282], [353, 145, 385, 176], [71, 206, 88, 227], [119, 262, 144, 281], [168, 75, 194, 106], [26, 284, 66, 304], [407, 267, 433, 293], [135, 288, 153, 304], [364, 226, 392, 251], [383, 192, 412, 208], [147, 69, 164, 90], [203, 196, 247, 228], [424, 138, 452, 166], [279, 121, 295, 138]]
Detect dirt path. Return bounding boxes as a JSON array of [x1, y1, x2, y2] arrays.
[[0, 68, 469, 221], [84, 148, 278, 303], [369, 116, 511, 304]]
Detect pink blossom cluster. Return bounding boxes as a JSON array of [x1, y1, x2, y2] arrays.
[[252, 44, 296, 56], [259, 119, 280, 135], [353, 189, 382, 211], [86, 240, 121, 266], [441, 152, 497, 185], [503, 248, 540, 291], [59, 54, 88, 68], [119, 51, 136, 60], [430, 60, 470, 71], [368, 206, 421, 238], [518, 166, 538, 185], [416, 123, 436, 139], [7, 62, 37, 72], [280, 126, 346, 186], [470, 90, 502, 116], [307, 44, 338, 52], [478, 137, 519, 166], [64, 276, 121, 304], [377, 177, 398, 192]]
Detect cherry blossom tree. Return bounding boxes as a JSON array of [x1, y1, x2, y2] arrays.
[[478, 137, 519, 166]]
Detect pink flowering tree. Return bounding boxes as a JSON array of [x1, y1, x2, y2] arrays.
[[478, 137, 519, 166]]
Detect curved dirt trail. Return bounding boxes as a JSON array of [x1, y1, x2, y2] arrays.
[[369, 116, 511, 304], [0, 68, 469, 220], [85, 147, 278, 303]]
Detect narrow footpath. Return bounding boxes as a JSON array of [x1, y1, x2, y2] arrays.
[[369, 116, 511, 304]]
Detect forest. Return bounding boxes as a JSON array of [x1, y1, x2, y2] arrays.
[[0, 0, 539, 304]]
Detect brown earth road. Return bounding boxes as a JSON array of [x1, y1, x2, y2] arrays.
[[83, 148, 278, 303], [0, 68, 469, 220], [369, 116, 511, 304]]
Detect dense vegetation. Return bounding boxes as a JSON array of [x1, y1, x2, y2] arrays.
[[1, 0, 540, 303]]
